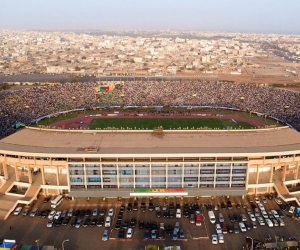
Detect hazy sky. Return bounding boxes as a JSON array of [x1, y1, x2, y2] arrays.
[[0, 0, 299, 34]]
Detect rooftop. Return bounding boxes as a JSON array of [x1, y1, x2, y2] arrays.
[[0, 127, 300, 156]]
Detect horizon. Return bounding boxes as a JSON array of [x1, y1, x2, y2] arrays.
[[1, 0, 300, 35]]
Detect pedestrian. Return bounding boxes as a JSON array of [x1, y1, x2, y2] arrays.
[[10, 226, 12, 230]]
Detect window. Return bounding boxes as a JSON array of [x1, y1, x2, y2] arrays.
[[200, 177, 214, 182], [200, 170, 214, 174], [232, 169, 246, 174], [184, 177, 198, 182], [217, 169, 230, 174], [232, 177, 246, 181], [216, 177, 229, 181]]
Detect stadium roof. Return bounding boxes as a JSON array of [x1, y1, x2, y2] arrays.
[[0, 127, 300, 156]]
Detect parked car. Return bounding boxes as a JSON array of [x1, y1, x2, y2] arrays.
[[216, 223, 222, 234], [274, 198, 282, 205], [83, 217, 91, 227], [54, 211, 61, 220], [218, 234, 224, 243], [30, 208, 39, 217], [239, 222, 247, 232], [14, 207, 22, 216], [211, 234, 218, 244], [92, 208, 98, 216], [172, 230, 178, 240], [126, 228, 133, 239], [102, 229, 109, 241], [22, 208, 30, 216], [118, 229, 125, 239], [47, 219, 54, 228], [62, 217, 70, 226], [97, 217, 104, 227], [108, 208, 114, 217], [67, 208, 74, 217]]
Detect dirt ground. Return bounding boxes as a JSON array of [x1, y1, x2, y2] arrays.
[[50, 112, 266, 130]]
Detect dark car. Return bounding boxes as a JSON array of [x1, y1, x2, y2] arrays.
[[139, 220, 145, 229], [166, 224, 173, 235], [151, 222, 157, 231], [42, 209, 50, 218], [117, 212, 123, 220], [127, 203, 132, 212], [157, 229, 164, 239], [183, 209, 189, 218], [279, 204, 286, 211], [115, 220, 121, 230], [176, 203, 181, 209], [100, 208, 106, 216], [144, 230, 150, 239], [169, 210, 175, 218], [156, 211, 162, 218], [90, 217, 97, 227], [85, 209, 91, 217], [43, 197, 51, 203], [169, 202, 175, 210], [236, 203, 241, 209], [189, 207, 195, 215], [130, 218, 137, 228], [149, 202, 154, 211], [54, 218, 63, 227], [97, 217, 104, 227], [62, 217, 70, 226], [227, 201, 232, 209], [120, 204, 125, 213], [122, 219, 129, 229], [133, 202, 138, 211], [229, 215, 235, 223], [73, 210, 80, 217], [83, 217, 91, 227], [221, 202, 226, 210], [163, 211, 170, 218], [227, 225, 233, 233], [145, 222, 151, 231], [141, 202, 146, 212], [233, 214, 240, 222], [266, 194, 273, 200], [80, 209, 86, 217], [37, 211, 44, 218], [70, 217, 77, 227], [251, 203, 257, 209], [118, 229, 125, 239], [194, 203, 200, 212]]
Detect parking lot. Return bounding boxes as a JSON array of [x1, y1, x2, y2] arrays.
[[1, 195, 300, 250]]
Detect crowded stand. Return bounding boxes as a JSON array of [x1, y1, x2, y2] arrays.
[[0, 80, 300, 138]]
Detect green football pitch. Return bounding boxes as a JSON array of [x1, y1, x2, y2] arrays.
[[89, 118, 254, 130]]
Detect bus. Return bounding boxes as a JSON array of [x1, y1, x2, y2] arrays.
[[51, 195, 64, 208]]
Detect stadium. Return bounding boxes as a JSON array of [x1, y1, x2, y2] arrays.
[[0, 80, 300, 220]]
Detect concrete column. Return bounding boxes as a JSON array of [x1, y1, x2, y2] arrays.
[[28, 167, 33, 184], [269, 164, 274, 183], [165, 164, 168, 188], [181, 164, 184, 188], [56, 167, 60, 186], [256, 165, 260, 184], [116, 164, 120, 189], [133, 164, 136, 189], [3, 161, 9, 180], [41, 166, 45, 185], [294, 162, 299, 180], [197, 163, 200, 188], [150, 164, 152, 188], [282, 163, 287, 182], [14, 166, 20, 182]]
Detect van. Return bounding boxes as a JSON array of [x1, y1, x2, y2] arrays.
[[208, 211, 216, 224], [105, 216, 111, 227]]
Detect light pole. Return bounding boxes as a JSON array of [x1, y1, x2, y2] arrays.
[[35, 239, 39, 250], [62, 239, 69, 250], [246, 236, 253, 250]]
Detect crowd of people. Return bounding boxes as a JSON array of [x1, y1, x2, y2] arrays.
[[0, 80, 300, 138], [0, 82, 98, 138]]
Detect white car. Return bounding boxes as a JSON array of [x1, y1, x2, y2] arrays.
[[93, 208, 98, 216], [14, 207, 22, 216], [218, 233, 224, 243], [162, 203, 168, 211], [126, 228, 133, 239], [219, 213, 224, 223], [212, 234, 218, 244], [258, 203, 265, 211], [274, 198, 282, 205], [265, 218, 274, 227], [47, 219, 53, 228], [262, 197, 267, 203], [48, 210, 56, 220], [254, 197, 260, 204], [102, 229, 109, 241], [239, 222, 247, 232], [288, 206, 295, 214], [215, 223, 222, 234], [257, 217, 265, 226], [176, 209, 181, 218], [271, 210, 279, 218], [261, 210, 269, 219], [54, 211, 61, 220], [108, 208, 114, 217], [249, 213, 256, 222]]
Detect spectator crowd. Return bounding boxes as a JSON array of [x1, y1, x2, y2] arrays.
[[1, 80, 300, 138]]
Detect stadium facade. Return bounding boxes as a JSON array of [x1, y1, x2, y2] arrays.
[[0, 126, 300, 209]]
